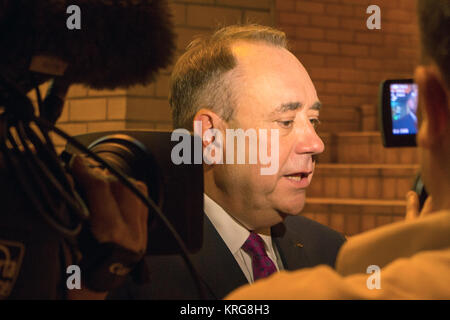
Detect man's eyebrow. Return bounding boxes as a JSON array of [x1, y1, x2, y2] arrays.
[[272, 102, 303, 115], [271, 101, 321, 115], [311, 101, 322, 111]]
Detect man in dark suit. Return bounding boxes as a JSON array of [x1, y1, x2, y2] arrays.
[[394, 92, 418, 134], [228, 0, 450, 299], [395, 112, 417, 134], [110, 212, 344, 299], [109, 24, 345, 299]]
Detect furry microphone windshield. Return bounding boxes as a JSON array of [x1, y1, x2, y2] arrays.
[[0, 0, 176, 93]]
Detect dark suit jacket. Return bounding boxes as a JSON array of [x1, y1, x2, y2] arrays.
[[108, 214, 345, 300], [394, 113, 417, 134]]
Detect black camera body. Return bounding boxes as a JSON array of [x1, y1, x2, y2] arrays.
[[65, 130, 204, 256]]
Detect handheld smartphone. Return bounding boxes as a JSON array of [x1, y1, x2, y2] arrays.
[[379, 79, 418, 147], [413, 173, 429, 212], [379, 79, 428, 210]]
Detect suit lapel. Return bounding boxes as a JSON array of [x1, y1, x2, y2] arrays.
[[189, 214, 248, 299], [189, 215, 311, 298], [272, 222, 311, 270]]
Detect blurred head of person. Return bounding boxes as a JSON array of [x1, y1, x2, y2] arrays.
[[415, 0, 450, 211], [169, 25, 324, 233], [407, 91, 418, 116]]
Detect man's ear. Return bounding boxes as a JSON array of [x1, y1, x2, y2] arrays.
[[193, 108, 223, 148], [414, 65, 449, 149]]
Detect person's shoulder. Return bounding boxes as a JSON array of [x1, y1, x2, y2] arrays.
[[282, 215, 345, 267], [336, 210, 450, 276], [285, 215, 345, 243], [283, 215, 346, 258]]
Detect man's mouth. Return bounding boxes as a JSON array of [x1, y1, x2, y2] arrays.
[[283, 171, 312, 187], [284, 171, 312, 180]]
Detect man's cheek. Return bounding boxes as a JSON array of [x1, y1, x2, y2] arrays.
[[249, 169, 277, 195], [310, 162, 316, 181]]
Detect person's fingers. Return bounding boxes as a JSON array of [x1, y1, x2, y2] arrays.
[[65, 172, 75, 189], [133, 180, 148, 197], [109, 177, 146, 217], [135, 181, 149, 250], [420, 196, 433, 217], [81, 154, 101, 169], [109, 177, 148, 251], [109, 180, 140, 228], [128, 179, 148, 251], [131, 180, 149, 228], [70, 155, 122, 229], [405, 191, 420, 221], [70, 154, 148, 251]]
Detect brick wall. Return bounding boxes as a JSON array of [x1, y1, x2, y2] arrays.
[[37, 0, 421, 144], [26, 0, 419, 236], [276, 0, 420, 133], [273, 0, 422, 236], [30, 0, 274, 152]]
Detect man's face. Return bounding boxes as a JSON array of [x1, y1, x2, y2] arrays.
[[408, 92, 418, 114], [212, 42, 324, 231], [415, 64, 450, 209]]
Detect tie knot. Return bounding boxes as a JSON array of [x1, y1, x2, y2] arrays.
[[242, 232, 267, 257]]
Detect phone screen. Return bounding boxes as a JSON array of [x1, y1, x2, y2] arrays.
[[390, 83, 418, 135]]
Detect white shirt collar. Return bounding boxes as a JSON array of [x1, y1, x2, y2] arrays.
[[203, 193, 273, 255]]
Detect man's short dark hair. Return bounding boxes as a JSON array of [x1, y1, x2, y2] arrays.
[[417, 0, 450, 87], [169, 24, 287, 130]]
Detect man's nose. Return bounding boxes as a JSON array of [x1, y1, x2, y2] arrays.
[[293, 122, 325, 155]]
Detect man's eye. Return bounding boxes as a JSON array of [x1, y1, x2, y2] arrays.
[[277, 120, 294, 129], [310, 118, 321, 129]]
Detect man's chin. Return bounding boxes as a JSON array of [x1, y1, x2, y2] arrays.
[[276, 193, 306, 215], [252, 206, 302, 231], [277, 201, 305, 217]]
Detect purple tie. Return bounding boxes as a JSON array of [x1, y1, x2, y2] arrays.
[[242, 232, 277, 281]]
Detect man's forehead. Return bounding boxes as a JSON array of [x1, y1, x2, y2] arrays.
[[230, 41, 311, 85], [231, 41, 295, 67], [229, 41, 318, 115]]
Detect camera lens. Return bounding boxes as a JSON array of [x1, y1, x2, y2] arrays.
[[87, 134, 163, 208]]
